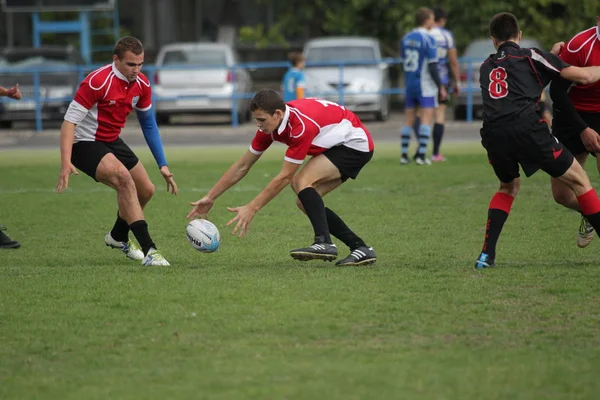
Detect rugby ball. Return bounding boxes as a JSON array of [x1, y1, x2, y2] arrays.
[[186, 219, 221, 253]]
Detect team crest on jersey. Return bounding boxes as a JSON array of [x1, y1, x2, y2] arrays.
[[132, 96, 140, 107]]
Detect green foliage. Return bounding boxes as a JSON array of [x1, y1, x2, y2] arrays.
[[245, 0, 598, 55], [238, 23, 289, 48]]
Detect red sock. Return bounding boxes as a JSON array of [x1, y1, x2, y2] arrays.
[[576, 189, 600, 216]]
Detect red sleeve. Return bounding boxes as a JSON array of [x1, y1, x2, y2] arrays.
[[284, 125, 314, 164], [250, 130, 274, 154], [136, 75, 152, 111], [560, 41, 584, 67], [73, 79, 102, 110]]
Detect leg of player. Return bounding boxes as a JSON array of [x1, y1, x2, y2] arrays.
[[0, 224, 21, 249], [432, 100, 446, 162], [550, 152, 594, 248], [475, 178, 520, 269], [414, 106, 434, 165], [553, 157, 600, 242], [95, 154, 169, 266], [294, 179, 376, 266], [401, 106, 416, 164]]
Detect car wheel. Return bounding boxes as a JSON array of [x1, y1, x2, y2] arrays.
[[0, 120, 13, 129], [375, 95, 390, 121], [156, 113, 170, 126]]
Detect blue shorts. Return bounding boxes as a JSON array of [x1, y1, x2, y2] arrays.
[[405, 89, 437, 109]]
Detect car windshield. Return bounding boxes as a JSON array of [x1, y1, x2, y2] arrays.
[[306, 46, 376, 64], [464, 39, 541, 59], [162, 50, 228, 66]]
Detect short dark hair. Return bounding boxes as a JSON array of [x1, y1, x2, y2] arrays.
[[415, 7, 433, 26], [114, 36, 144, 59], [250, 89, 286, 115], [489, 13, 520, 42], [433, 6, 447, 22], [288, 51, 305, 67]]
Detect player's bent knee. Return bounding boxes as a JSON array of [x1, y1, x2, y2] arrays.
[[138, 182, 155, 203]]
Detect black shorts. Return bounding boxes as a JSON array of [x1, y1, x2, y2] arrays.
[[322, 145, 373, 182], [552, 111, 600, 156], [481, 115, 574, 183], [71, 138, 139, 181]]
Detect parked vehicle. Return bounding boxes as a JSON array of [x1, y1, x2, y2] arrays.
[[454, 37, 542, 120], [152, 42, 253, 124], [303, 37, 391, 121], [0, 46, 84, 129]]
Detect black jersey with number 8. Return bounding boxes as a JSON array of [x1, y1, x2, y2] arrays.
[[480, 41, 569, 124]]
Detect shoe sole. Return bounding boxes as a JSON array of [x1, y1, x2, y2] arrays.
[[290, 251, 337, 262], [0, 244, 20, 249], [336, 258, 377, 266]]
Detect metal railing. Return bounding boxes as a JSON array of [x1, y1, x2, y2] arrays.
[[0, 57, 485, 131]]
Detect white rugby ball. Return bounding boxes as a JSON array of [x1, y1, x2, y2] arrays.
[[186, 219, 221, 253]]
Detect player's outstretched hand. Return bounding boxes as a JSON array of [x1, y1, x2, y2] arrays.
[[56, 162, 78, 194], [551, 41, 565, 56], [159, 166, 178, 195], [226, 205, 256, 238], [580, 127, 600, 154], [439, 86, 448, 102], [7, 84, 21, 100], [187, 196, 214, 220]]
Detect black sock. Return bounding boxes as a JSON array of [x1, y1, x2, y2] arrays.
[[110, 211, 130, 242], [432, 123, 444, 156], [129, 220, 156, 256], [297, 187, 331, 244], [326, 207, 366, 251], [483, 209, 509, 259], [413, 116, 421, 140]]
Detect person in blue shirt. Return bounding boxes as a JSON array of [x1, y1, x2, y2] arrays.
[[428, 6, 461, 162], [400, 7, 446, 165], [282, 51, 306, 102]]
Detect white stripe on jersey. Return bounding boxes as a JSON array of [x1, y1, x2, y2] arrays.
[[73, 104, 99, 142], [531, 49, 560, 73], [311, 119, 371, 153]]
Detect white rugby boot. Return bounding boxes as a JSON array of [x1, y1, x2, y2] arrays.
[[142, 248, 171, 266], [577, 215, 594, 248], [105, 232, 144, 260]]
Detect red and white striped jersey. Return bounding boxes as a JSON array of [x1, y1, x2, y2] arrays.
[[250, 98, 374, 164], [560, 26, 600, 113], [65, 63, 152, 142]]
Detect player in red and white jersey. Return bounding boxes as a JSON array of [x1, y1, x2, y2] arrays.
[[187, 90, 377, 265], [550, 15, 600, 249], [55, 37, 177, 266]]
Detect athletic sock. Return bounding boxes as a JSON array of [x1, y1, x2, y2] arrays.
[[297, 187, 331, 244], [576, 189, 600, 235], [110, 211, 130, 243], [416, 124, 432, 158], [482, 192, 515, 259], [325, 207, 366, 251], [129, 220, 156, 256], [432, 123, 444, 156], [401, 126, 412, 158]]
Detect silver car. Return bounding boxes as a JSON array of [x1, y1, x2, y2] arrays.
[[153, 43, 253, 124], [303, 37, 391, 121], [454, 38, 542, 120]]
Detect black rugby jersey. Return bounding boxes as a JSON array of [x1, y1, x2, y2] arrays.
[[480, 41, 568, 124]]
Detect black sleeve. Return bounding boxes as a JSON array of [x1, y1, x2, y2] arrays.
[[550, 77, 588, 134], [530, 48, 570, 84], [428, 62, 442, 89]]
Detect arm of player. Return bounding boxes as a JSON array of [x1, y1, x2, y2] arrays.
[[56, 120, 79, 194], [448, 48, 461, 93], [226, 160, 301, 237], [135, 109, 177, 195], [428, 62, 447, 100], [187, 150, 262, 220], [560, 65, 600, 85], [0, 84, 22, 100]]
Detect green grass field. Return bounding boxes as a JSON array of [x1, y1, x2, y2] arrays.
[[1, 143, 600, 400]]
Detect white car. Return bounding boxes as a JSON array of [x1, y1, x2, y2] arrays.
[[303, 37, 391, 121], [153, 42, 253, 124]]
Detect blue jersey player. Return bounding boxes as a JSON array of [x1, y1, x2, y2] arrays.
[[282, 51, 306, 102], [400, 7, 446, 165], [428, 6, 460, 162]]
